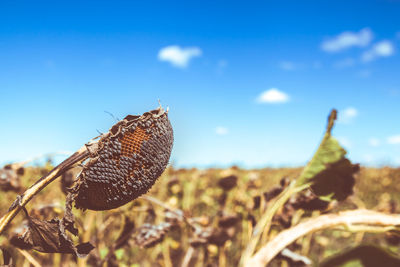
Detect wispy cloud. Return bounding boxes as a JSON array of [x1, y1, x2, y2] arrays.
[[256, 88, 289, 104], [215, 126, 229, 136], [333, 58, 355, 68], [279, 61, 296, 71], [387, 135, 400, 145], [217, 60, 228, 68], [361, 40, 395, 62], [338, 107, 358, 124], [368, 137, 380, 147], [158, 45, 202, 68], [321, 28, 373, 52], [357, 69, 372, 78]]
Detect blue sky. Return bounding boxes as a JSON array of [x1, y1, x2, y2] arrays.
[[1, 0, 400, 168]]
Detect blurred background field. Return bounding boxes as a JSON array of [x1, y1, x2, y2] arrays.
[[1, 162, 400, 266]]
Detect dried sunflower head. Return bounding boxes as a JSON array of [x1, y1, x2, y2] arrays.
[[71, 107, 173, 211]]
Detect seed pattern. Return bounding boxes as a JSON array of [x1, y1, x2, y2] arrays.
[[71, 107, 173, 210]]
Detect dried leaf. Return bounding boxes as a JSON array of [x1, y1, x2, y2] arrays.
[[61, 168, 79, 195], [0, 167, 21, 192], [291, 190, 330, 211], [252, 196, 261, 210], [207, 228, 231, 246], [310, 159, 359, 201], [10, 209, 94, 257], [134, 222, 173, 248], [320, 244, 400, 267], [107, 253, 119, 267], [218, 175, 238, 191], [114, 216, 135, 250], [218, 214, 241, 228], [263, 186, 284, 202], [0, 247, 13, 267], [297, 109, 358, 201]]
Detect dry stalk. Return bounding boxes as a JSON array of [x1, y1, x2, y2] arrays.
[[17, 248, 41, 267], [181, 246, 195, 267], [0, 146, 89, 235], [246, 209, 400, 267], [141, 195, 201, 232]]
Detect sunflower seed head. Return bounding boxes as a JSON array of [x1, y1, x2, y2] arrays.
[[72, 107, 173, 211]]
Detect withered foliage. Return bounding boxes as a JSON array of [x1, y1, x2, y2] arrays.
[[189, 226, 232, 247], [218, 214, 241, 228], [2, 108, 399, 266], [114, 216, 136, 250], [134, 222, 174, 248], [3, 107, 173, 263], [218, 175, 238, 191], [0, 165, 23, 192], [10, 208, 94, 257], [310, 159, 359, 201], [0, 247, 13, 267]]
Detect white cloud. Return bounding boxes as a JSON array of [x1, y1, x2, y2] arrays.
[[368, 138, 380, 147], [279, 61, 296, 71], [338, 107, 358, 124], [215, 126, 229, 136], [158, 45, 202, 68], [321, 28, 373, 52], [333, 58, 355, 68], [362, 40, 395, 62], [257, 88, 289, 104], [387, 135, 400, 144]]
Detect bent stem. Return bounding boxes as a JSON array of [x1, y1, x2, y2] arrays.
[[0, 146, 89, 235], [239, 181, 309, 267], [247, 209, 400, 267]]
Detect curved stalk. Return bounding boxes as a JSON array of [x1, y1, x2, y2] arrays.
[[0, 146, 89, 235], [247, 209, 400, 267]]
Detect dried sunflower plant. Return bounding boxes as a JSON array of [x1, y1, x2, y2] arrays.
[[0, 106, 174, 263], [1, 107, 400, 267]]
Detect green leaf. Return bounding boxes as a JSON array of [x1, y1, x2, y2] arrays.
[[296, 109, 359, 201]]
